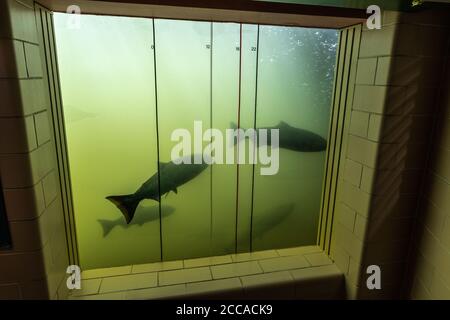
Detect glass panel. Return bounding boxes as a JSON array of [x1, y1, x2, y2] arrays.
[[252, 26, 338, 250], [235, 24, 259, 252], [211, 22, 240, 255], [54, 14, 160, 269], [154, 19, 212, 260]]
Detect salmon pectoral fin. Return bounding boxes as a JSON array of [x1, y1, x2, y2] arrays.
[[105, 194, 140, 224], [97, 219, 115, 237], [163, 187, 177, 198]]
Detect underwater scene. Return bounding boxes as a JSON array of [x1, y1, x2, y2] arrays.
[[53, 13, 338, 270]]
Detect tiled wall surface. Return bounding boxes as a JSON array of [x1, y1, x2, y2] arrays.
[[330, 9, 450, 299], [408, 36, 450, 299], [0, 0, 69, 299]]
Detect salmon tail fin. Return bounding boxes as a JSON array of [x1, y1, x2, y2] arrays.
[[97, 219, 116, 237], [105, 195, 139, 224]]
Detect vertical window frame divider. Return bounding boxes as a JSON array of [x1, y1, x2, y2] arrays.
[[151, 18, 164, 262], [35, 3, 80, 266], [249, 24, 260, 253], [234, 23, 244, 254], [318, 24, 362, 254], [209, 21, 214, 256]]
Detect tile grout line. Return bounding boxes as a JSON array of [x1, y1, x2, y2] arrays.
[[75, 263, 342, 299]]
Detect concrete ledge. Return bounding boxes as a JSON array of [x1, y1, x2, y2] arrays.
[[69, 246, 345, 300]]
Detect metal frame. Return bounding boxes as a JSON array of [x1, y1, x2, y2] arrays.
[[33, 0, 363, 265], [317, 24, 362, 253], [35, 3, 79, 266]]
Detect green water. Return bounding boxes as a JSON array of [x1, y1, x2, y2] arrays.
[[54, 14, 338, 270]]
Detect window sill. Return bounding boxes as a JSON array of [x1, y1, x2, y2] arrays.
[[69, 245, 345, 300]]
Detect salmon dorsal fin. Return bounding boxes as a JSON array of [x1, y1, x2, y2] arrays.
[[278, 121, 290, 128], [159, 161, 170, 169]]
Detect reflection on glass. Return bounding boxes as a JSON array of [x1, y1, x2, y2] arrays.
[[54, 14, 160, 269], [252, 26, 337, 250]]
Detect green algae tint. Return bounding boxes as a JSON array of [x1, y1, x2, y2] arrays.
[[53, 13, 338, 270]]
